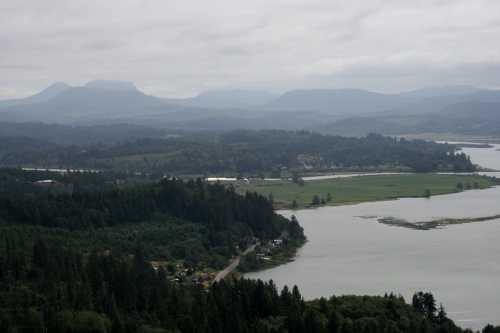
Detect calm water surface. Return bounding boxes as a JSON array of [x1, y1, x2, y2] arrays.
[[246, 144, 500, 330]]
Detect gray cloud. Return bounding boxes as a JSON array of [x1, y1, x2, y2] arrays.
[[82, 40, 125, 51], [300, 62, 500, 93], [1, 0, 500, 99]]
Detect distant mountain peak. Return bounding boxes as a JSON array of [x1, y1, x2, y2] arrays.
[[46, 82, 71, 90], [0, 82, 72, 109], [23, 82, 71, 103], [85, 80, 138, 92]]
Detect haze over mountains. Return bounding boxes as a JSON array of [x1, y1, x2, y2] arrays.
[[168, 90, 278, 110], [1, 80, 500, 137]]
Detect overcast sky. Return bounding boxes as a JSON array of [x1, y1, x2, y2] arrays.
[[2, 0, 500, 99]]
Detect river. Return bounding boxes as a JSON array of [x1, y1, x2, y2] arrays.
[[246, 142, 500, 330]]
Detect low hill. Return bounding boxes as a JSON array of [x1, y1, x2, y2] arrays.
[[0, 122, 167, 145]]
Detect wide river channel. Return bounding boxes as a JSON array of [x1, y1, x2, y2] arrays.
[[246, 143, 500, 330]]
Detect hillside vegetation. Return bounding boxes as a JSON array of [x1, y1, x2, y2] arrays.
[[0, 169, 304, 269], [0, 130, 475, 174]]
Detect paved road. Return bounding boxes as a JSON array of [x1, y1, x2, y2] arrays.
[[213, 243, 257, 283]]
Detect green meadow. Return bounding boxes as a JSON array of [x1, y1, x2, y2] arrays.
[[235, 174, 497, 209]]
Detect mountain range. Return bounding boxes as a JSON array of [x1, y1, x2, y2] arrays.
[[1, 80, 500, 137]]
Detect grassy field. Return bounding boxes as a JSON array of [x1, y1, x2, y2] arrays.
[[235, 174, 498, 209]]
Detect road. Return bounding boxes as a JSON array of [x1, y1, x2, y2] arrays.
[[213, 243, 257, 283]]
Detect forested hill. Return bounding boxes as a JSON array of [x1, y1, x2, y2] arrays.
[[0, 130, 475, 174], [0, 169, 308, 331], [0, 177, 295, 237], [0, 169, 304, 268], [215, 131, 474, 173]]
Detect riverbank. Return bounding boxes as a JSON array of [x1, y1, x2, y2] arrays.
[[238, 238, 306, 273], [235, 173, 499, 209]]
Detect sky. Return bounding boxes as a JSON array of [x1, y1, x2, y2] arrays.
[[2, 0, 500, 99]]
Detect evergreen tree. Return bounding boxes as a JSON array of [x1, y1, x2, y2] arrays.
[[327, 311, 342, 333]]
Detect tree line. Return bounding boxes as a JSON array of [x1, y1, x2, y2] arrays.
[[0, 130, 475, 175], [0, 176, 303, 240]]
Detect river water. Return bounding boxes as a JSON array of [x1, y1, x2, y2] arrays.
[[246, 143, 500, 330]]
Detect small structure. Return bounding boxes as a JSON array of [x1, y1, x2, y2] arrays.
[[150, 261, 168, 271], [271, 239, 283, 248], [33, 179, 73, 194], [34, 179, 60, 186]]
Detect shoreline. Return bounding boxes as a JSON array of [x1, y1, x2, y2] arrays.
[[266, 174, 500, 210], [238, 239, 307, 275]]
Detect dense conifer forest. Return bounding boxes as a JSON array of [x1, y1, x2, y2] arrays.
[[1, 238, 498, 332], [0, 169, 304, 267]]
